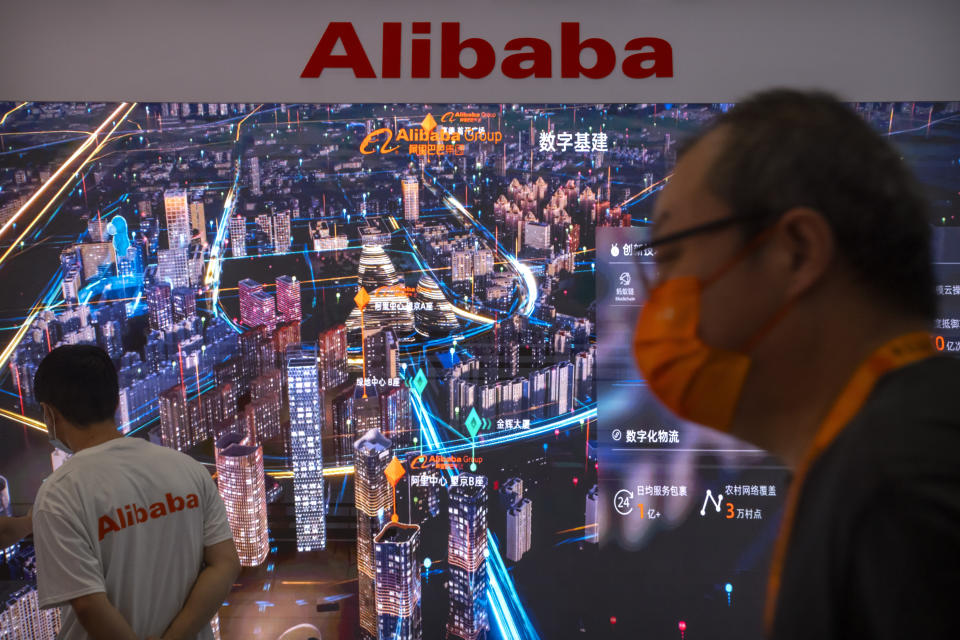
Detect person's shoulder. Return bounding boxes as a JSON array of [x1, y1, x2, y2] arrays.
[[869, 355, 960, 408], [33, 463, 77, 513], [130, 436, 185, 458], [851, 356, 960, 435], [833, 356, 960, 482], [133, 439, 210, 475]]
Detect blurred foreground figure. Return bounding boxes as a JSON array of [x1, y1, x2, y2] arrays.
[[634, 90, 960, 638]]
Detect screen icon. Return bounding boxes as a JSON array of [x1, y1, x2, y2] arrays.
[[614, 489, 635, 516]]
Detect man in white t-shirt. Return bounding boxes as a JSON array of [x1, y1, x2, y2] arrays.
[[31, 345, 241, 640]]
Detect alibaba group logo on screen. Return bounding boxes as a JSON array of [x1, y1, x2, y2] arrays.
[[360, 112, 504, 157], [98, 493, 199, 541]]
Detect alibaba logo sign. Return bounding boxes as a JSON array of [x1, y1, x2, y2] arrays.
[[359, 128, 399, 155], [360, 113, 457, 154]]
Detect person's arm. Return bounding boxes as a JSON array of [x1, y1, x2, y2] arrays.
[[158, 539, 240, 640], [155, 469, 239, 640], [70, 593, 138, 640], [0, 508, 32, 547], [33, 507, 126, 635]]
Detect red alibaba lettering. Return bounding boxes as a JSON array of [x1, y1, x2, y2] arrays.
[[560, 22, 616, 79], [301, 22, 673, 79], [622, 37, 673, 79], [97, 493, 200, 541], [300, 22, 377, 78], [441, 22, 496, 79], [502, 38, 552, 79]]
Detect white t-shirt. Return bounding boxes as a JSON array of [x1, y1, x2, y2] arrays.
[[33, 437, 234, 640]]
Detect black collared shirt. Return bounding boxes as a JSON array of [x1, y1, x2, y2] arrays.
[[770, 355, 960, 638]]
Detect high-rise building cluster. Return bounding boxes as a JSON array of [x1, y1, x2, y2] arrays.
[[239, 279, 276, 333], [331, 338, 413, 464], [438, 308, 595, 429], [255, 210, 292, 254], [237, 274, 300, 335], [413, 276, 459, 336], [345, 244, 414, 337], [0, 581, 61, 639], [446, 353, 593, 428], [158, 102, 255, 119], [351, 438, 493, 640], [0, 104, 618, 640], [9, 297, 240, 438], [491, 176, 590, 262]]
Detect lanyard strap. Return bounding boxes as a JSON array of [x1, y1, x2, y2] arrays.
[[764, 331, 938, 632]]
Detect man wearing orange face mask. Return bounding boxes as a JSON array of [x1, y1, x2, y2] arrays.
[[633, 90, 960, 638]]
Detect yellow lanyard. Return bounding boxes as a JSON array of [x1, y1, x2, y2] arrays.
[[764, 331, 938, 632]]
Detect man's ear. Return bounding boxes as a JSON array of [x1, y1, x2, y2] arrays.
[[774, 206, 836, 300], [40, 403, 64, 432]]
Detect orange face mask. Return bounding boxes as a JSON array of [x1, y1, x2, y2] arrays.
[[633, 226, 791, 431]]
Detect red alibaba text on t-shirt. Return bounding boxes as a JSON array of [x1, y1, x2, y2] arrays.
[[98, 493, 200, 541]]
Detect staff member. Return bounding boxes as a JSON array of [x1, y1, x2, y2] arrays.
[[32, 345, 241, 640], [633, 90, 960, 638]]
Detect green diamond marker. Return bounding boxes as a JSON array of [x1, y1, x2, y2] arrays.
[[465, 408, 482, 438], [412, 368, 428, 395]]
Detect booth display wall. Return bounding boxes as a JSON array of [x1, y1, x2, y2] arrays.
[[1, 100, 958, 638]]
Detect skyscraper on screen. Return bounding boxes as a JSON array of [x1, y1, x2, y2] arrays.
[[286, 343, 325, 551]]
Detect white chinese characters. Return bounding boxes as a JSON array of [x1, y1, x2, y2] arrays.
[[538, 131, 608, 153]]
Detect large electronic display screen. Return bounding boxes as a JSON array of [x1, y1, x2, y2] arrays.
[[1, 100, 958, 639]]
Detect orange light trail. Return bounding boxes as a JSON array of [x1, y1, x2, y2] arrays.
[[280, 578, 357, 586], [554, 523, 597, 535], [0, 102, 136, 252], [0, 102, 28, 126], [0, 407, 46, 433], [0, 298, 52, 374], [618, 173, 672, 209], [235, 104, 263, 141], [268, 465, 355, 479], [0, 103, 137, 375], [0, 129, 94, 137]]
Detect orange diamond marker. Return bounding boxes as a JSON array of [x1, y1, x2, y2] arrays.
[[354, 287, 370, 310], [420, 113, 437, 134], [384, 455, 406, 487]]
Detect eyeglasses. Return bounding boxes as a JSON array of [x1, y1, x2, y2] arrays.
[[633, 211, 775, 292]]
